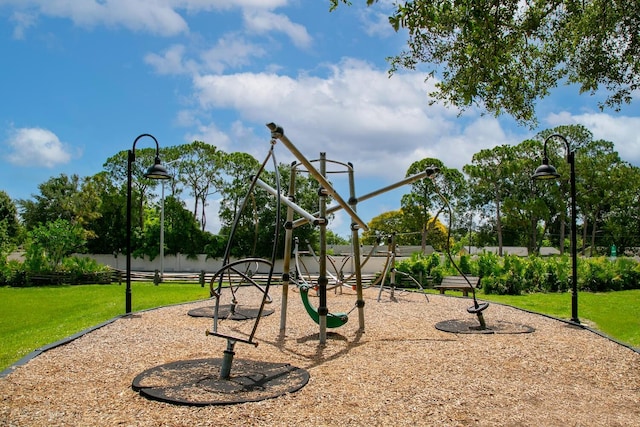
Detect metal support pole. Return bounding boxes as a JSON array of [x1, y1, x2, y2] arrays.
[[292, 169, 431, 229], [318, 153, 328, 344], [255, 178, 322, 225], [279, 161, 297, 333], [389, 234, 397, 299], [569, 151, 579, 324], [125, 150, 134, 314], [220, 339, 236, 380], [160, 180, 165, 281], [532, 134, 579, 324], [348, 162, 365, 331]]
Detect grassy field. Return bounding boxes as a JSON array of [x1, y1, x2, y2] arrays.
[[1, 284, 638, 373], [477, 289, 640, 349], [0, 282, 210, 372]]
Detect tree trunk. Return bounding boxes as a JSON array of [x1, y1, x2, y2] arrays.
[[582, 216, 588, 256], [559, 211, 566, 255], [590, 218, 598, 257], [530, 216, 537, 254], [496, 199, 503, 256]]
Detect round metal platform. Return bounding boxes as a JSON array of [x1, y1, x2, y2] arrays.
[[435, 318, 535, 334], [132, 358, 309, 406]]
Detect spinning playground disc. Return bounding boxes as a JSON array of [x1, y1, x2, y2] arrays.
[[187, 304, 274, 320], [435, 319, 535, 334], [132, 358, 309, 406]]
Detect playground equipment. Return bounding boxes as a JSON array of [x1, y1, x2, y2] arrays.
[[186, 259, 275, 320], [265, 122, 436, 343], [374, 233, 429, 303], [132, 141, 313, 407], [426, 167, 490, 330], [293, 237, 386, 294], [131, 127, 537, 407], [298, 285, 350, 328], [292, 237, 354, 328], [205, 142, 282, 380]]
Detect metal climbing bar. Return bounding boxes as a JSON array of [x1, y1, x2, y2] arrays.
[[292, 168, 433, 229], [254, 177, 323, 225], [266, 122, 369, 232]]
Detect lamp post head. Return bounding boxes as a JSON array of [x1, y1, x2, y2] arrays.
[[532, 158, 560, 180], [425, 166, 440, 177], [144, 156, 172, 180]]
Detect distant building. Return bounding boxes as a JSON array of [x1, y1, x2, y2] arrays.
[[539, 247, 561, 256], [481, 247, 529, 256]]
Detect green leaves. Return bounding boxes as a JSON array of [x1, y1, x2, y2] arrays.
[[333, 0, 639, 126], [24, 219, 87, 272]]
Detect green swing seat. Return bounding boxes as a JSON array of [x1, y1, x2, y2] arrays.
[[298, 285, 348, 328]]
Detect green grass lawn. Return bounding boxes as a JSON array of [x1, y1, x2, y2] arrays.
[[476, 289, 640, 349], [1, 284, 638, 373], [0, 282, 210, 372]]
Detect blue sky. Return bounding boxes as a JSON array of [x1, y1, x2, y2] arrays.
[[1, 0, 638, 238]]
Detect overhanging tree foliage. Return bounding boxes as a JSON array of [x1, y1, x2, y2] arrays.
[[331, 0, 639, 126]]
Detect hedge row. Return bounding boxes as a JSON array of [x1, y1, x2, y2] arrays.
[[396, 252, 640, 295], [0, 256, 115, 287]]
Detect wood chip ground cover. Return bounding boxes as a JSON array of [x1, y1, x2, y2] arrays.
[[1, 287, 639, 426]]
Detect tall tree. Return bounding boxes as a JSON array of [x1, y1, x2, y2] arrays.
[[500, 139, 547, 252], [18, 173, 100, 239], [174, 141, 224, 231], [402, 158, 466, 252], [464, 145, 518, 255], [24, 219, 86, 272], [604, 164, 640, 252], [218, 152, 262, 257], [84, 172, 126, 254], [576, 139, 627, 255], [0, 191, 21, 244], [141, 195, 215, 259], [103, 148, 159, 229], [331, 0, 639, 125]]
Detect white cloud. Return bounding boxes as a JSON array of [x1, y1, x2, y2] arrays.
[[546, 112, 640, 166], [189, 58, 511, 180], [9, 11, 37, 39], [243, 9, 312, 49], [200, 34, 267, 73], [359, 6, 395, 38], [3, 0, 295, 37], [145, 44, 193, 75], [183, 122, 233, 151], [16, 0, 189, 36], [4, 127, 72, 167]]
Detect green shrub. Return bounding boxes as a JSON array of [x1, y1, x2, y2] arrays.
[[395, 250, 640, 295], [613, 257, 640, 290], [397, 252, 443, 286], [459, 254, 472, 275], [0, 260, 26, 287], [4, 255, 113, 287], [522, 256, 546, 292], [476, 251, 501, 278], [60, 256, 113, 284]]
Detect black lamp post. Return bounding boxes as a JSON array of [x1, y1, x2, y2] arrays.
[[126, 134, 172, 314], [532, 133, 580, 324]]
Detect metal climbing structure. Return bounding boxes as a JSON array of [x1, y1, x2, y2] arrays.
[[265, 122, 435, 343]]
